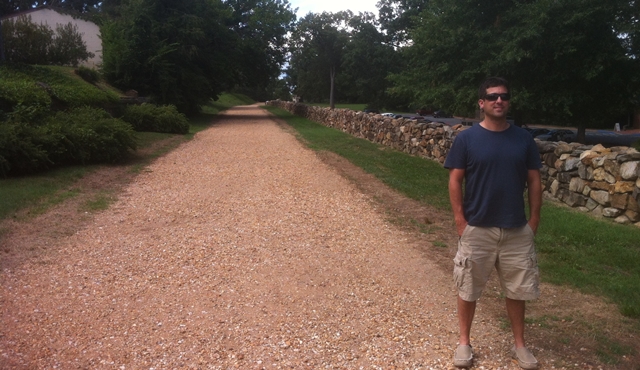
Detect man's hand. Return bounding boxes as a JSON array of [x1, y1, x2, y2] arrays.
[[449, 168, 467, 236], [456, 218, 468, 237], [527, 169, 542, 235], [528, 217, 539, 235]]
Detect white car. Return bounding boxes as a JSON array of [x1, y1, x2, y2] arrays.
[[381, 112, 402, 118]]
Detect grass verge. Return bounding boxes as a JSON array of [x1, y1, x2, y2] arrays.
[[0, 167, 88, 220]]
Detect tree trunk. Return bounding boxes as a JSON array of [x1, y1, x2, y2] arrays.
[[0, 18, 5, 63], [576, 123, 586, 144], [329, 67, 335, 109]]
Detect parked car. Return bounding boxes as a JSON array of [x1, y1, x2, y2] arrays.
[[524, 128, 551, 138], [537, 129, 576, 142], [433, 110, 452, 118], [416, 107, 434, 116], [381, 112, 402, 119]]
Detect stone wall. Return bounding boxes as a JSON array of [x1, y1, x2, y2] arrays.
[[267, 100, 640, 226]]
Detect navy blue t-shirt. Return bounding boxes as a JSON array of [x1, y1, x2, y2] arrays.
[[444, 124, 542, 228]]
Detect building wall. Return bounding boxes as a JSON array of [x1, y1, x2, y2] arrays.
[[3, 8, 102, 68]]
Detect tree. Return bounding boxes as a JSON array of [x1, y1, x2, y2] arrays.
[[101, 0, 295, 112], [288, 12, 349, 108], [338, 12, 402, 108], [101, 0, 237, 114], [497, 0, 639, 139], [225, 0, 297, 94], [390, 0, 640, 139], [376, 0, 430, 46]]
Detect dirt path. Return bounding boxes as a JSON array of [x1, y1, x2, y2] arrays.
[[0, 105, 636, 369]]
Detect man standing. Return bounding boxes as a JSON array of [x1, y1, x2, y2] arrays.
[[444, 77, 542, 369]]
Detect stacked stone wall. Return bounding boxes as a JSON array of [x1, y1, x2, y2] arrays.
[[267, 100, 640, 226]]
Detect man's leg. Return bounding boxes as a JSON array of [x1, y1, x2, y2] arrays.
[[458, 296, 476, 345], [506, 298, 539, 369], [506, 297, 525, 347], [454, 296, 477, 367]]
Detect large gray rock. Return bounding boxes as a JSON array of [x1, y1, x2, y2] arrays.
[[578, 165, 594, 180], [620, 161, 639, 181], [616, 152, 640, 162], [569, 177, 586, 193], [558, 171, 577, 183], [603, 207, 623, 218], [564, 192, 587, 207], [585, 198, 600, 211], [590, 190, 611, 206], [549, 180, 560, 196], [562, 157, 581, 172]]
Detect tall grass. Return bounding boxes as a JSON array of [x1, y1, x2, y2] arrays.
[[264, 105, 640, 319]]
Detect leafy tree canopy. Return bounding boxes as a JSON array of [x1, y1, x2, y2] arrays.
[[287, 12, 350, 107], [389, 0, 640, 135], [100, 0, 295, 113]]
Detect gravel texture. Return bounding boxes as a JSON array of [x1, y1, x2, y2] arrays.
[[1, 105, 563, 369]]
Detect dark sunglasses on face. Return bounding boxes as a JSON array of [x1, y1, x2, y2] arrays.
[[484, 93, 510, 101]]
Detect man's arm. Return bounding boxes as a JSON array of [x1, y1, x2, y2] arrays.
[[449, 168, 467, 236], [527, 169, 542, 233]]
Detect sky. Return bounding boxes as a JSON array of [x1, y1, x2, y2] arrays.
[[289, 0, 379, 18]]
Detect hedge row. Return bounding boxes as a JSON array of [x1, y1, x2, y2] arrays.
[[122, 104, 189, 134], [0, 107, 137, 176], [1, 64, 192, 176]]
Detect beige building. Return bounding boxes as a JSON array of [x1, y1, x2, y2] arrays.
[[1, 6, 102, 67]]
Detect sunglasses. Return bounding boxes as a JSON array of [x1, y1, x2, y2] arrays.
[[484, 93, 510, 101]]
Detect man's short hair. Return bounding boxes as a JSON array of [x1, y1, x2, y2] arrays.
[[478, 77, 510, 99]]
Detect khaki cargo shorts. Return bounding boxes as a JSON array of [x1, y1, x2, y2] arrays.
[[453, 224, 540, 302]]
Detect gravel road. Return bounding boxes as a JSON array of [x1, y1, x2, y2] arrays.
[[1, 105, 547, 369]]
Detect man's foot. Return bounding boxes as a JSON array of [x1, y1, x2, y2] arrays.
[[453, 344, 473, 368], [511, 346, 539, 369]]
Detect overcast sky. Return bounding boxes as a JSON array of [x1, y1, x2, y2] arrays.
[[289, 0, 379, 18]]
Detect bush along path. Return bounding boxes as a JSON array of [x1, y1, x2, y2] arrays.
[[0, 104, 637, 369]]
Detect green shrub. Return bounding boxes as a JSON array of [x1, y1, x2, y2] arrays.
[[0, 78, 52, 122], [42, 107, 137, 165], [0, 107, 137, 176], [122, 104, 189, 134], [632, 139, 640, 151], [0, 64, 119, 112], [75, 66, 100, 84], [0, 122, 51, 176]]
